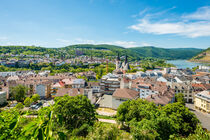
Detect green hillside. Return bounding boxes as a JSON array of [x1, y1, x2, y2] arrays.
[[0, 45, 203, 60], [128, 46, 202, 60], [0, 46, 59, 57], [190, 47, 210, 63], [60, 44, 140, 60]]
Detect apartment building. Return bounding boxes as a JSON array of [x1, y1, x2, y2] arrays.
[[194, 90, 210, 113], [100, 73, 120, 95]]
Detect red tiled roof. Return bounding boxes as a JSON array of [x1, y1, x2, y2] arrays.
[[146, 91, 174, 105], [56, 88, 84, 97], [113, 88, 139, 99], [192, 83, 210, 90]]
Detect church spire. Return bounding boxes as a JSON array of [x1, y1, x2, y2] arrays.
[[125, 55, 128, 63], [117, 53, 120, 61]]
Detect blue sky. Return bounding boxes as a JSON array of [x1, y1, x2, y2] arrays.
[[0, 0, 210, 49]]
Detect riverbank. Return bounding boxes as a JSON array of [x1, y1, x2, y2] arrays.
[[167, 60, 206, 69]]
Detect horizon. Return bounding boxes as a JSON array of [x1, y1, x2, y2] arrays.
[[0, 44, 204, 49], [0, 0, 210, 49]]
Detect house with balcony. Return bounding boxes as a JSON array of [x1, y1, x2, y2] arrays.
[[100, 73, 120, 95]]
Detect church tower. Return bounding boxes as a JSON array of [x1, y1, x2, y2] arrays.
[[116, 53, 121, 70]]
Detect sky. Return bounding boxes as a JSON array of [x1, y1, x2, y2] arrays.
[[0, 0, 210, 49]]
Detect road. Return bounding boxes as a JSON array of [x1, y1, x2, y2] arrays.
[[186, 103, 210, 131]]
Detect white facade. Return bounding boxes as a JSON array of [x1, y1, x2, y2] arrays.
[[138, 88, 158, 99], [157, 77, 168, 82], [0, 72, 16, 77], [199, 65, 210, 70], [72, 79, 85, 88], [0, 91, 7, 105], [174, 77, 184, 83], [36, 84, 46, 98], [91, 86, 100, 93]]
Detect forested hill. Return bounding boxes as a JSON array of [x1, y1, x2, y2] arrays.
[[0, 46, 59, 56], [0, 45, 203, 60], [129, 46, 203, 60], [60, 44, 203, 60], [190, 47, 210, 63]]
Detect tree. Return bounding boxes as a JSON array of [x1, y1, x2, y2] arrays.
[[175, 93, 185, 105], [117, 99, 158, 125], [86, 122, 131, 140], [15, 103, 24, 110], [24, 97, 32, 107], [31, 94, 40, 103], [162, 102, 199, 137], [180, 125, 210, 140], [11, 85, 28, 102], [0, 109, 21, 139], [21, 106, 56, 140], [130, 119, 159, 140], [130, 111, 177, 140], [192, 66, 199, 72], [53, 95, 96, 132]]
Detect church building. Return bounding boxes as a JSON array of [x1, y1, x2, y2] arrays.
[[115, 53, 130, 74]]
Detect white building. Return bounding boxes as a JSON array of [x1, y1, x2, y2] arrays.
[[100, 73, 120, 95], [0, 91, 7, 105], [199, 65, 210, 70]]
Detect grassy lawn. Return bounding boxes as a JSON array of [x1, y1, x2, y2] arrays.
[[96, 114, 116, 120]]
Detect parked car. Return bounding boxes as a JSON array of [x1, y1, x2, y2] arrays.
[[30, 102, 43, 110]]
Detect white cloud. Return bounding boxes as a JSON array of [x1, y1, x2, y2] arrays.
[[141, 42, 152, 46], [56, 38, 139, 48], [129, 6, 210, 38], [108, 41, 138, 47], [74, 38, 96, 44], [132, 8, 150, 18], [182, 6, 210, 21]]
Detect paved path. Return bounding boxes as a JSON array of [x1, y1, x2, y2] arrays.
[[96, 110, 116, 116], [98, 119, 117, 124], [186, 103, 210, 131]]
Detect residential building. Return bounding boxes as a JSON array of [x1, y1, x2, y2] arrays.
[[194, 90, 210, 113], [61, 78, 85, 88], [112, 88, 139, 109], [87, 82, 100, 93], [167, 82, 194, 103], [0, 91, 7, 105], [146, 91, 175, 106], [100, 73, 120, 95]]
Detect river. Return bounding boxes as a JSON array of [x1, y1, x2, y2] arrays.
[[167, 60, 205, 69]]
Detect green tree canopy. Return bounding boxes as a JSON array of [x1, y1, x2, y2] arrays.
[[24, 97, 32, 107], [15, 102, 24, 110], [175, 93, 185, 105], [31, 94, 40, 103], [162, 102, 199, 136], [53, 95, 96, 131], [11, 85, 28, 102], [117, 99, 158, 124]]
